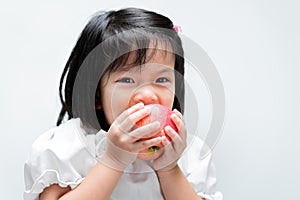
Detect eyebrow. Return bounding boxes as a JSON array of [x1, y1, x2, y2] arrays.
[[157, 68, 174, 74], [115, 65, 175, 74]]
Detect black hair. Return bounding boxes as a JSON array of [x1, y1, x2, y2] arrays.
[[57, 7, 185, 131]]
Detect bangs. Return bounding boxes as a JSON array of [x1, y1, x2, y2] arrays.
[[101, 28, 179, 74]]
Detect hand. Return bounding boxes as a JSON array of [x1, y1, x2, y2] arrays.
[[100, 103, 162, 171], [152, 109, 187, 171]]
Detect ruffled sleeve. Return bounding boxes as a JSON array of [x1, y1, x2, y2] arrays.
[[178, 136, 223, 200], [23, 119, 97, 200]]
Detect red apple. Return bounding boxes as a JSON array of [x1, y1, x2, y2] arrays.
[[135, 104, 178, 160]]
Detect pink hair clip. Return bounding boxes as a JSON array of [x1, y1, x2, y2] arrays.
[[173, 25, 182, 33]]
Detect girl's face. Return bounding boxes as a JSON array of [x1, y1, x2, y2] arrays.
[[100, 49, 175, 125]]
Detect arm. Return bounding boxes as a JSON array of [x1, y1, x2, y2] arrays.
[[60, 162, 123, 200], [40, 103, 162, 200], [153, 110, 205, 200], [157, 165, 205, 200], [40, 162, 122, 200], [39, 184, 71, 200]]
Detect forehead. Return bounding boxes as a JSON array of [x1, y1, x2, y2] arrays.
[[122, 48, 175, 71]]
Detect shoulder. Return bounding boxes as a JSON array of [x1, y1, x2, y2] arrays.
[[30, 119, 81, 156], [24, 118, 102, 199], [29, 118, 101, 161], [32, 118, 80, 147]]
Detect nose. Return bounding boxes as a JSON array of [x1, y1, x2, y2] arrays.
[[131, 84, 159, 105]]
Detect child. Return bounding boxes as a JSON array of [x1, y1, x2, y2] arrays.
[[24, 7, 222, 200]]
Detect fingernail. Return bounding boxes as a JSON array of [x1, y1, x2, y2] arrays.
[[137, 102, 144, 107], [165, 126, 171, 132]]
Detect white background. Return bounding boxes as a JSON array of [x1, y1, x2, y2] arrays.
[[1, 0, 300, 199]]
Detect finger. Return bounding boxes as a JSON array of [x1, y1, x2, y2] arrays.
[[161, 135, 174, 152], [170, 113, 187, 140], [120, 107, 151, 131], [135, 137, 162, 152], [116, 102, 145, 123], [164, 125, 181, 142], [115, 107, 150, 133], [128, 121, 161, 140], [164, 126, 185, 152], [172, 109, 183, 120]]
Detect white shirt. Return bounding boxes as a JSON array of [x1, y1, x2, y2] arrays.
[[24, 118, 222, 200]]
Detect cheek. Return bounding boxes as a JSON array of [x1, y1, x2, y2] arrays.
[[157, 88, 175, 108], [103, 88, 132, 124], [166, 96, 175, 109]]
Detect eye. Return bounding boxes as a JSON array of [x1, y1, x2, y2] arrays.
[[117, 77, 135, 83], [155, 77, 169, 83]]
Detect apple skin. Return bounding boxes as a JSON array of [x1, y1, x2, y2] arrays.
[[135, 104, 178, 160]]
